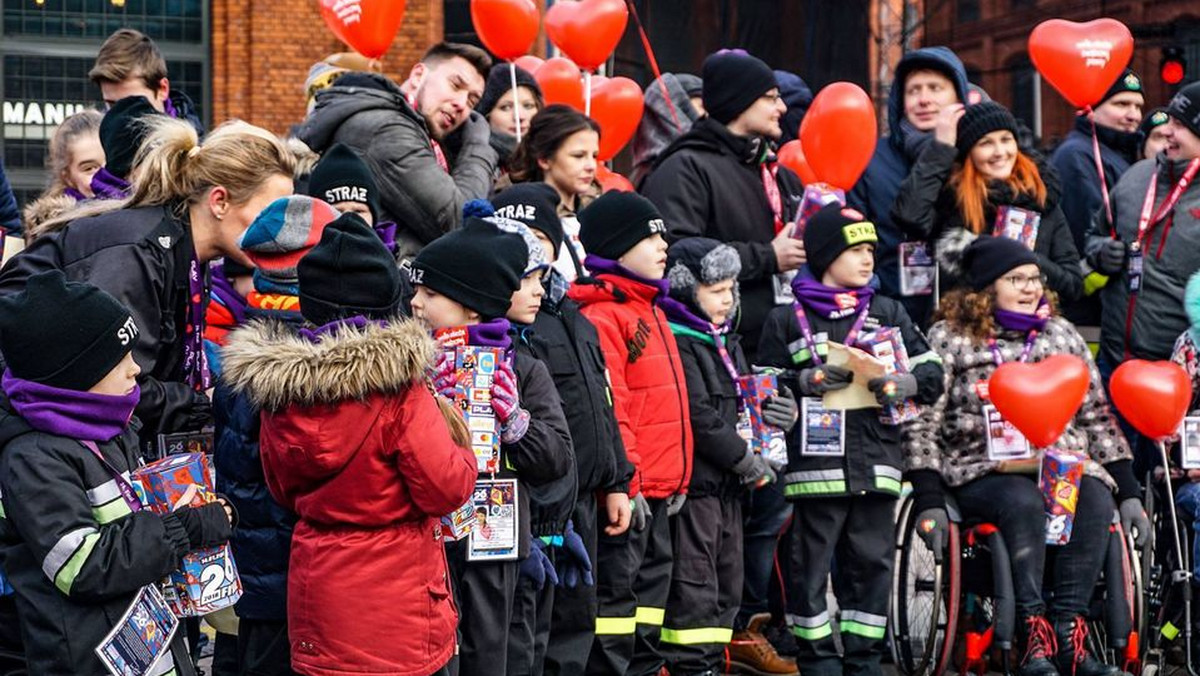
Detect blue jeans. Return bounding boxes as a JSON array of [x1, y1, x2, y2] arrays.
[[1174, 481, 1200, 580], [737, 480, 792, 628]]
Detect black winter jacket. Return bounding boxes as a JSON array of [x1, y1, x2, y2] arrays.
[[671, 327, 751, 499], [890, 141, 1083, 319], [0, 205, 212, 447], [757, 294, 944, 499], [521, 282, 633, 496], [0, 399, 201, 675], [510, 346, 578, 538], [640, 118, 804, 360]]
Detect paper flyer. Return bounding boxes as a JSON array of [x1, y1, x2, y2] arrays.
[[94, 585, 178, 676], [467, 479, 519, 561]]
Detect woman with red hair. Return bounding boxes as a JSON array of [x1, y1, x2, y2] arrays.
[[891, 101, 1082, 324]]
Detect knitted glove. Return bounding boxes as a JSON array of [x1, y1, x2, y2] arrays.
[[867, 373, 919, 407], [732, 449, 777, 487], [797, 364, 853, 396], [557, 520, 594, 588], [519, 539, 559, 590], [432, 351, 457, 398], [1090, 239, 1128, 276], [631, 493, 650, 532], [1120, 498, 1150, 547], [762, 385, 799, 431], [492, 362, 530, 443], [665, 494, 687, 516]]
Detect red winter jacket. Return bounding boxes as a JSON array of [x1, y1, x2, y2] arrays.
[[569, 268, 693, 499], [222, 319, 476, 676]]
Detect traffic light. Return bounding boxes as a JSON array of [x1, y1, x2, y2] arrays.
[[1161, 46, 1186, 86]]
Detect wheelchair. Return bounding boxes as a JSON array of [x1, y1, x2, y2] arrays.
[[1139, 464, 1200, 676], [889, 488, 1145, 676]]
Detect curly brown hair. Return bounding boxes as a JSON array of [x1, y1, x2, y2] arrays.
[[935, 287, 1058, 343]]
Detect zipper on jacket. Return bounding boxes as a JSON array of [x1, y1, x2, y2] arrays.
[[651, 304, 689, 495]]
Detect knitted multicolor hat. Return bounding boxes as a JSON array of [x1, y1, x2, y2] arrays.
[[238, 195, 341, 295]]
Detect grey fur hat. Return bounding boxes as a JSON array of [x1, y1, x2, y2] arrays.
[[666, 237, 742, 320]]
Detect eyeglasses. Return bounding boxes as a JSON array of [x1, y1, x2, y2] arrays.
[[1001, 273, 1047, 292], [759, 92, 783, 104]]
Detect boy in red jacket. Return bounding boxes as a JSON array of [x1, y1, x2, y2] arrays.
[[569, 191, 694, 676]]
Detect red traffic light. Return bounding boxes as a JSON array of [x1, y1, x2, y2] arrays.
[[1162, 46, 1186, 85]]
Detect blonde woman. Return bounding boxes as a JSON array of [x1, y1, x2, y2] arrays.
[[0, 117, 294, 442]]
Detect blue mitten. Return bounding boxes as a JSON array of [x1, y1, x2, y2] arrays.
[[519, 539, 559, 590], [557, 520, 594, 588]]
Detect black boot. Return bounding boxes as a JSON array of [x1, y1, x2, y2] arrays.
[[1017, 616, 1060, 676], [1052, 616, 1125, 676]]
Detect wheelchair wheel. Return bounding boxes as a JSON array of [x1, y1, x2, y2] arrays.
[[890, 496, 959, 676]]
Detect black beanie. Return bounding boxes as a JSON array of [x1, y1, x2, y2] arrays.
[[666, 237, 742, 318], [701, 50, 778, 125], [100, 95, 163, 180], [1167, 81, 1200, 141], [1139, 107, 1171, 155], [1099, 69, 1144, 106], [307, 143, 382, 224], [297, 212, 403, 326], [409, 218, 527, 320], [578, 192, 668, 260], [962, 236, 1039, 291], [477, 64, 543, 118], [803, 203, 879, 280], [955, 101, 1019, 159], [492, 183, 564, 253], [0, 271, 138, 391]]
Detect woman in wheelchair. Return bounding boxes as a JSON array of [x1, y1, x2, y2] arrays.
[[904, 237, 1150, 676]]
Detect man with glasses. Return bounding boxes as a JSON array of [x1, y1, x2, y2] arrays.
[[641, 49, 803, 676]]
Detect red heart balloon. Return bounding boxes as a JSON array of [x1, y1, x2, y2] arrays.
[[544, 0, 629, 71], [1109, 360, 1193, 441], [319, 0, 407, 60], [799, 82, 877, 191], [534, 58, 585, 111], [589, 76, 644, 161], [1028, 18, 1134, 109], [514, 55, 545, 74], [777, 140, 818, 185], [596, 164, 633, 192], [470, 0, 540, 61], [988, 354, 1091, 448]]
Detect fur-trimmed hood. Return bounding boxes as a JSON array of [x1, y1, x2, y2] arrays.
[[221, 318, 435, 411]]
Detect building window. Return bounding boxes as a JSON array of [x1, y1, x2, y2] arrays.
[[1009, 56, 1036, 135], [1, 0, 208, 209], [957, 0, 980, 22]]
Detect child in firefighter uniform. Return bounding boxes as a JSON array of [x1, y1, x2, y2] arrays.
[[659, 237, 797, 675], [758, 204, 945, 676]]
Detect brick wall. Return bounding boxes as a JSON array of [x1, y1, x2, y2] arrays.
[[210, 0, 445, 136]]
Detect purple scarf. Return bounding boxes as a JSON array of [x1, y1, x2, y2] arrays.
[[3, 370, 138, 442], [298, 315, 390, 342], [582, 255, 671, 300], [163, 97, 179, 120], [63, 187, 88, 202], [467, 318, 513, 350], [210, 263, 248, 327], [373, 221, 399, 257], [89, 167, 131, 201], [791, 273, 875, 320], [660, 294, 725, 334], [994, 299, 1050, 333]]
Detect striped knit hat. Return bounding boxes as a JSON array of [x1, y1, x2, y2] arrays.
[[238, 195, 341, 295]]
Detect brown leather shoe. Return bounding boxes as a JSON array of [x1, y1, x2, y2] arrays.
[[726, 614, 799, 676]]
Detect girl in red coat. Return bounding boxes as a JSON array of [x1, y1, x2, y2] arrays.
[[222, 214, 477, 676]]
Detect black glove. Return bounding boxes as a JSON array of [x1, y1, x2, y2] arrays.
[[732, 450, 777, 487], [1091, 239, 1128, 276], [762, 385, 799, 431], [914, 507, 949, 556], [1119, 498, 1151, 547], [631, 493, 650, 532], [867, 373, 919, 407], [172, 501, 233, 550], [797, 364, 853, 396]]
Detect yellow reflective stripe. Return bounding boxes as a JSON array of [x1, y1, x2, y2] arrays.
[[784, 480, 846, 496], [54, 531, 99, 595], [91, 497, 132, 524], [635, 606, 665, 626], [841, 620, 887, 639], [792, 622, 833, 640], [595, 615, 637, 635], [874, 477, 902, 494], [660, 626, 733, 645]]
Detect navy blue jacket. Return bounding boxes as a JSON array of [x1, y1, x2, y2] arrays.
[[0, 159, 19, 235], [848, 47, 968, 320], [213, 308, 301, 622], [1050, 115, 1140, 253]]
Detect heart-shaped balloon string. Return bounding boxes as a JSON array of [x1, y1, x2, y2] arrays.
[[988, 354, 1090, 448], [1109, 360, 1192, 441], [319, 0, 407, 59], [544, 0, 629, 71], [1028, 18, 1134, 109]]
